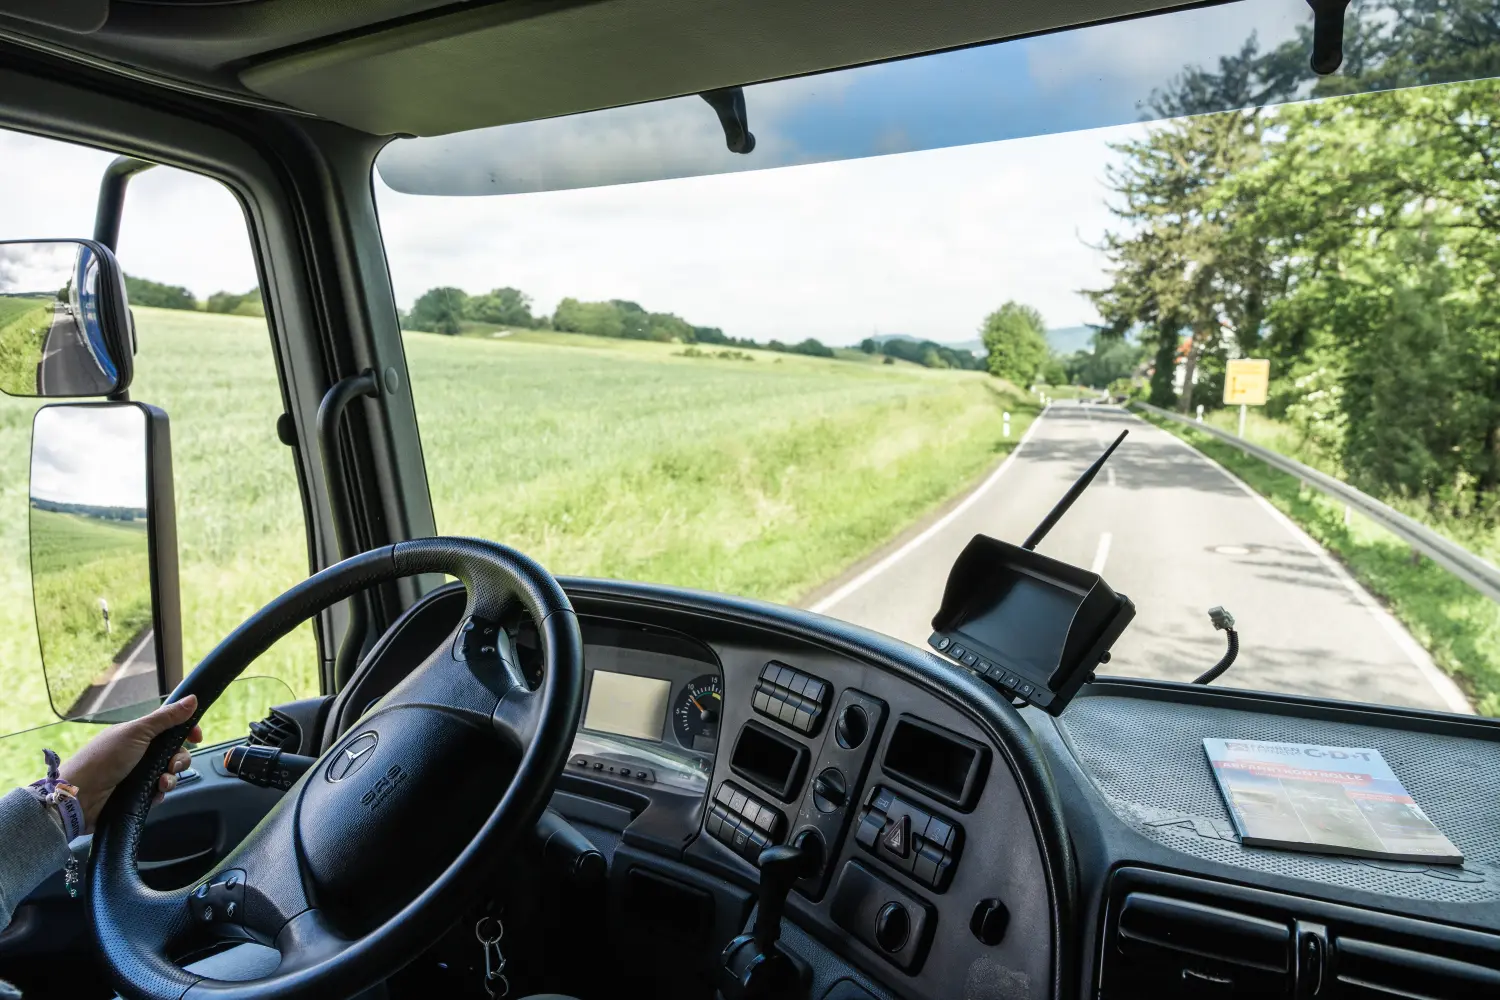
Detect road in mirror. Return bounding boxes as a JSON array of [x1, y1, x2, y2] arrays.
[[0, 241, 120, 397], [29, 404, 156, 720]]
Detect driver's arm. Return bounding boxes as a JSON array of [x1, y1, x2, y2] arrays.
[[0, 697, 201, 930]]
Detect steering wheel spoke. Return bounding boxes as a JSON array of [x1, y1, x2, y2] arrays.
[[92, 539, 584, 1000]]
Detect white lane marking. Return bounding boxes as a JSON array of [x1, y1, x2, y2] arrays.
[[1125, 409, 1473, 715], [73, 627, 154, 718], [1091, 532, 1113, 575], [810, 405, 1052, 614], [1107, 466, 1116, 488]]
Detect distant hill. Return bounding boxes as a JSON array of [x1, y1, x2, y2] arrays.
[[1046, 326, 1096, 355]]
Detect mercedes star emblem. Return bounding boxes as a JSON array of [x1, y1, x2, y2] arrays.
[[327, 731, 379, 782]]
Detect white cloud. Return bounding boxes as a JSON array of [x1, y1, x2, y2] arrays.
[[31, 404, 147, 507], [1026, 0, 1306, 99], [0, 241, 75, 295], [2, 108, 1142, 347], [376, 122, 1138, 342], [0, 130, 257, 299]]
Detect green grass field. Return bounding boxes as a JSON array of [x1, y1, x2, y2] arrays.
[[0, 309, 1034, 786], [29, 508, 154, 716], [1140, 409, 1500, 715], [0, 297, 51, 397]]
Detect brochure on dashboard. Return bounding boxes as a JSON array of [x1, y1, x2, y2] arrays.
[[1203, 738, 1462, 864]]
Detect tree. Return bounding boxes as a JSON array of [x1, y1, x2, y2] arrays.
[[406, 287, 469, 334], [465, 287, 534, 327], [981, 302, 1049, 385], [1065, 336, 1145, 388], [552, 298, 623, 338], [124, 274, 196, 311], [205, 289, 264, 316]]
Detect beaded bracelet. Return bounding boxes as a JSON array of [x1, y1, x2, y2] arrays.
[[28, 748, 86, 842]]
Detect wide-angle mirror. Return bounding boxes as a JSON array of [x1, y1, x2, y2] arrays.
[[0, 239, 133, 398], [29, 402, 180, 722]]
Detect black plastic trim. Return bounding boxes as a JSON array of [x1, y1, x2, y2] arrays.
[[557, 575, 1078, 1000]]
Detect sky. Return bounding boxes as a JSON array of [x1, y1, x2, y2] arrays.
[[0, 0, 1318, 347], [30, 404, 147, 507]]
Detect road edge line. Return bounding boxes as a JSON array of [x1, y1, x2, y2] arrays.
[[808, 403, 1050, 615], [1126, 407, 1474, 716]]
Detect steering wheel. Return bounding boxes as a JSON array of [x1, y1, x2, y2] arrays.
[[88, 538, 585, 1000]]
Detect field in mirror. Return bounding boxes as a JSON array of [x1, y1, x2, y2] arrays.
[[29, 404, 157, 721], [0, 240, 122, 397]]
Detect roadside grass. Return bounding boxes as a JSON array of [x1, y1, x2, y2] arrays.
[[406, 330, 1037, 604], [1199, 406, 1500, 563], [29, 509, 154, 713], [0, 306, 314, 786], [0, 308, 1030, 787], [1138, 409, 1500, 715], [0, 297, 51, 395]]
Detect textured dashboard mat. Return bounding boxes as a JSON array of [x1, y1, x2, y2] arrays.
[[1058, 694, 1500, 902]]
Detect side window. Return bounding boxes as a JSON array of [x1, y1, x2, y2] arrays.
[[0, 129, 317, 785]]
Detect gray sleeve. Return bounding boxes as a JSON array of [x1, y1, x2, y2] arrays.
[[0, 787, 71, 931]]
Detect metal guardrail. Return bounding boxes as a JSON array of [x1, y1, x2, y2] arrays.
[[1131, 400, 1500, 605]]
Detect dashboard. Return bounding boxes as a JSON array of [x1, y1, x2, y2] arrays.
[[333, 579, 1500, 1000]]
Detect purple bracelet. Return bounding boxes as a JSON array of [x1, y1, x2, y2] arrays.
[[29, 749, 86, 842]]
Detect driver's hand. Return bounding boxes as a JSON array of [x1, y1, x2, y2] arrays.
[[59, 695, 203, 832]]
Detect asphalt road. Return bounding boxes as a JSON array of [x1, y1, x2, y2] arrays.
[[37, 303, 114, 396], [811, 401, 1471, 714], [66, 626, 158, 719]]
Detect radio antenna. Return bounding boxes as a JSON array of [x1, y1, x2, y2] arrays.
[[1021, 429, 1128, 551]]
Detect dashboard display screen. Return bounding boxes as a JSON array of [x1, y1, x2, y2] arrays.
[[584, 670, 672, 741], [954, 573, 1081, 684]]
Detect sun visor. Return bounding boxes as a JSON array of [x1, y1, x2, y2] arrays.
[[239, 0, 1169, 137]]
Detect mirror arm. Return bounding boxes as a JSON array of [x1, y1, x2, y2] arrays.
[[93, 157, 155, 402], [93, 157, 156, 254], [700, 87, 756, 154]]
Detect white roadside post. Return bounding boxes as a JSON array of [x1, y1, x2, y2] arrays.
[[1239, 404, 1247, 439], [1003, 412, 1011, 438], [1196, 404, 1204, 423]]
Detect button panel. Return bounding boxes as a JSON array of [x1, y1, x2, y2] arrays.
[[569, 754, 655, 783], [789, 689, 887, 900], [854, 785, 963, 892], [707, 780, 785, 864], [829, 860, 935, 973], [188, 868, 246, 926], [752, 661, 830, 736], [927, 631, 1054, 709]]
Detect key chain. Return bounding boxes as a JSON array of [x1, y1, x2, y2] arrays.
[[474, 915, 508, 998]]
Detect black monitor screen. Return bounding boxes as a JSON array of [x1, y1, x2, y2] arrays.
[[952, 572, 1084, 684]]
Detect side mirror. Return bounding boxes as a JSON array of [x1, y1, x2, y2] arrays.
[[29, 402, 181, 722], [0, 239, 133, 398]]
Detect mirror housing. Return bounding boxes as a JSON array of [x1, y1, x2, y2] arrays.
[[29, 402, 180, 722], [0, 239, 134, 398]]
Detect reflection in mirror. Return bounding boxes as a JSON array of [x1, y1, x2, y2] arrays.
[[0, 240, 127, 397], [30, 404, 158, 720]]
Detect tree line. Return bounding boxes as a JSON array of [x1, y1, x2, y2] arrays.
[[1090, 0, 1500, 514], [124, 274, 263, 317], [402, 285, 985, 365]]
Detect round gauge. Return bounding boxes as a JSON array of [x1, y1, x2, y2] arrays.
[[672, 674, 724, 751]]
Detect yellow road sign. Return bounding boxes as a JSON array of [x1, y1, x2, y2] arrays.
[[1224, 358, 1270, 406]]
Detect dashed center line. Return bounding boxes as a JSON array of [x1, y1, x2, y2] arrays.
[[1091, 532, 1113, 574]]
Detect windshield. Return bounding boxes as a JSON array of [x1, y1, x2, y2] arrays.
[[376, 0, 1500, 718]]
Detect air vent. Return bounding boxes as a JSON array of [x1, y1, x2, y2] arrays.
[[1335, 936, 1500, 999], [247, 709, 300, 752], [1110, 892, 1292, 998], [1103, 869, 1500, 1000]]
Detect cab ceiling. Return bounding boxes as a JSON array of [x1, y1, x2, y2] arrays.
[[0, 0, 1210, 137]]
